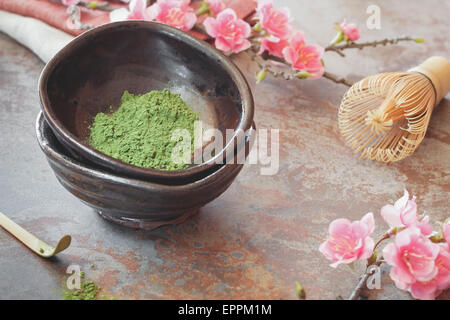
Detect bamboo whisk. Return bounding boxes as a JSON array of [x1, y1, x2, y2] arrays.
[[338, 56, 450, 162]]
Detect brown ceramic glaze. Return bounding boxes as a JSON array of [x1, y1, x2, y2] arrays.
[[39, 21, 254, 183], [36, 112, 254, 229]]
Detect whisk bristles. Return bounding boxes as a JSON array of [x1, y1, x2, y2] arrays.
[[365, 108, 393, 135], [338, 72, 435, 163]]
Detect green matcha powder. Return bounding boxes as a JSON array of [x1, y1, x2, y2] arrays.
[[89, 89, 199, 171], [62, 280, 100, 300]]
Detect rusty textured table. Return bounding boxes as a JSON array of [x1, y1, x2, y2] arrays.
[[0, 0, 449, 300]]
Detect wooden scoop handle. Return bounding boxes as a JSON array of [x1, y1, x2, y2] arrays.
[[0, 211, 42, 251]]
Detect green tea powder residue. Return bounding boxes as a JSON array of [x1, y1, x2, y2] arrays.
[[89, 89, 199, 171], [62, 281, 100, 300]]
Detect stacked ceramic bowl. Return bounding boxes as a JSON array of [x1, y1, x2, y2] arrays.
[[37, 21, 255, 229]]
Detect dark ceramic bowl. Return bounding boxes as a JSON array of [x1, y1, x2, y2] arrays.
[[36, 112, 253, 229], [39, 21, 254, 183]]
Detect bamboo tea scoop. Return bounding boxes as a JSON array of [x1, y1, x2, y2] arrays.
[[338, 56, 450, 162], [0, 211, 71, 258]]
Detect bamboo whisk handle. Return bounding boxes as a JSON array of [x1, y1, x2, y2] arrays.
[[409, 56, 450, 104]]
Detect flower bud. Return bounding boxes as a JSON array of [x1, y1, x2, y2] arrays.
[[253, 22, 262, 32], [196, 1, 210, 16], [88, 1, 97, 9], [296, 72, 312, 79], [329, 30, 344, 46], [296, 282, 306, 300], [367, 251, 378, 265], [429, 233, 443, 243], [256, 69, 267, 84]]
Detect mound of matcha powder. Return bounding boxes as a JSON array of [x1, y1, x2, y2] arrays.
[[89, 89, 199, 171]]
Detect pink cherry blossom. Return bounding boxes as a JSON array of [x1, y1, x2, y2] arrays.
[[62, 0, 81, 5], [383, 227, 440, 296], [258, 38, 290, 58], [444, 220, 450, 245], [340, 19, 360, 42], [408, 243, 450, 299], [282, 32, 325, 79], [256, 0, 293, 41], [206, 0, 226, 16], [110, 0, 150, 22], [319, 212, 375, 268], [148, 0, 197, 31], [380, 189, 433, 236], [203, 9, 251, 54]]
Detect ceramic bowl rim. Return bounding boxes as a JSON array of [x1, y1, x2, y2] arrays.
[[38, 20, 254, 182]]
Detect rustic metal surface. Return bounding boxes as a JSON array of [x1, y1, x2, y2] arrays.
[[0, 0, 449, 300]]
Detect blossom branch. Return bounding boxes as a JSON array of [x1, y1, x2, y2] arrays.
[[321, 189, 449, 301], [347, 229, 396, 300], [55, 0, 113, 11], [372, 228, 399, 254], [322, 72, 354, 87], [192, 23, 207, 35], [325, 36, 419, 57], [248, 50, 294, 80], [95, 1, 421, 87], [66, 4, 93, 29], [248, 47, 308, 81], [253, 46, 355, 86], [348, 259, 383, 300], [78, 1, 115, 12]]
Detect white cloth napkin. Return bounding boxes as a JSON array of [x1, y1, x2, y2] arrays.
[[0, 10, 74, 63]]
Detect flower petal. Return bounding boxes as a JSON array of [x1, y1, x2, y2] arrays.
[[394, 189, 409, 210], [203, 17, 218, 37], [360, 212, 375, 234], [110, 8, 131, 22], [359, 236, 374, 260], [380, 204, 402, 228], [410, 281, 439, 300], [401, 199, 418, 226], [328, 218, 352, 237]]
